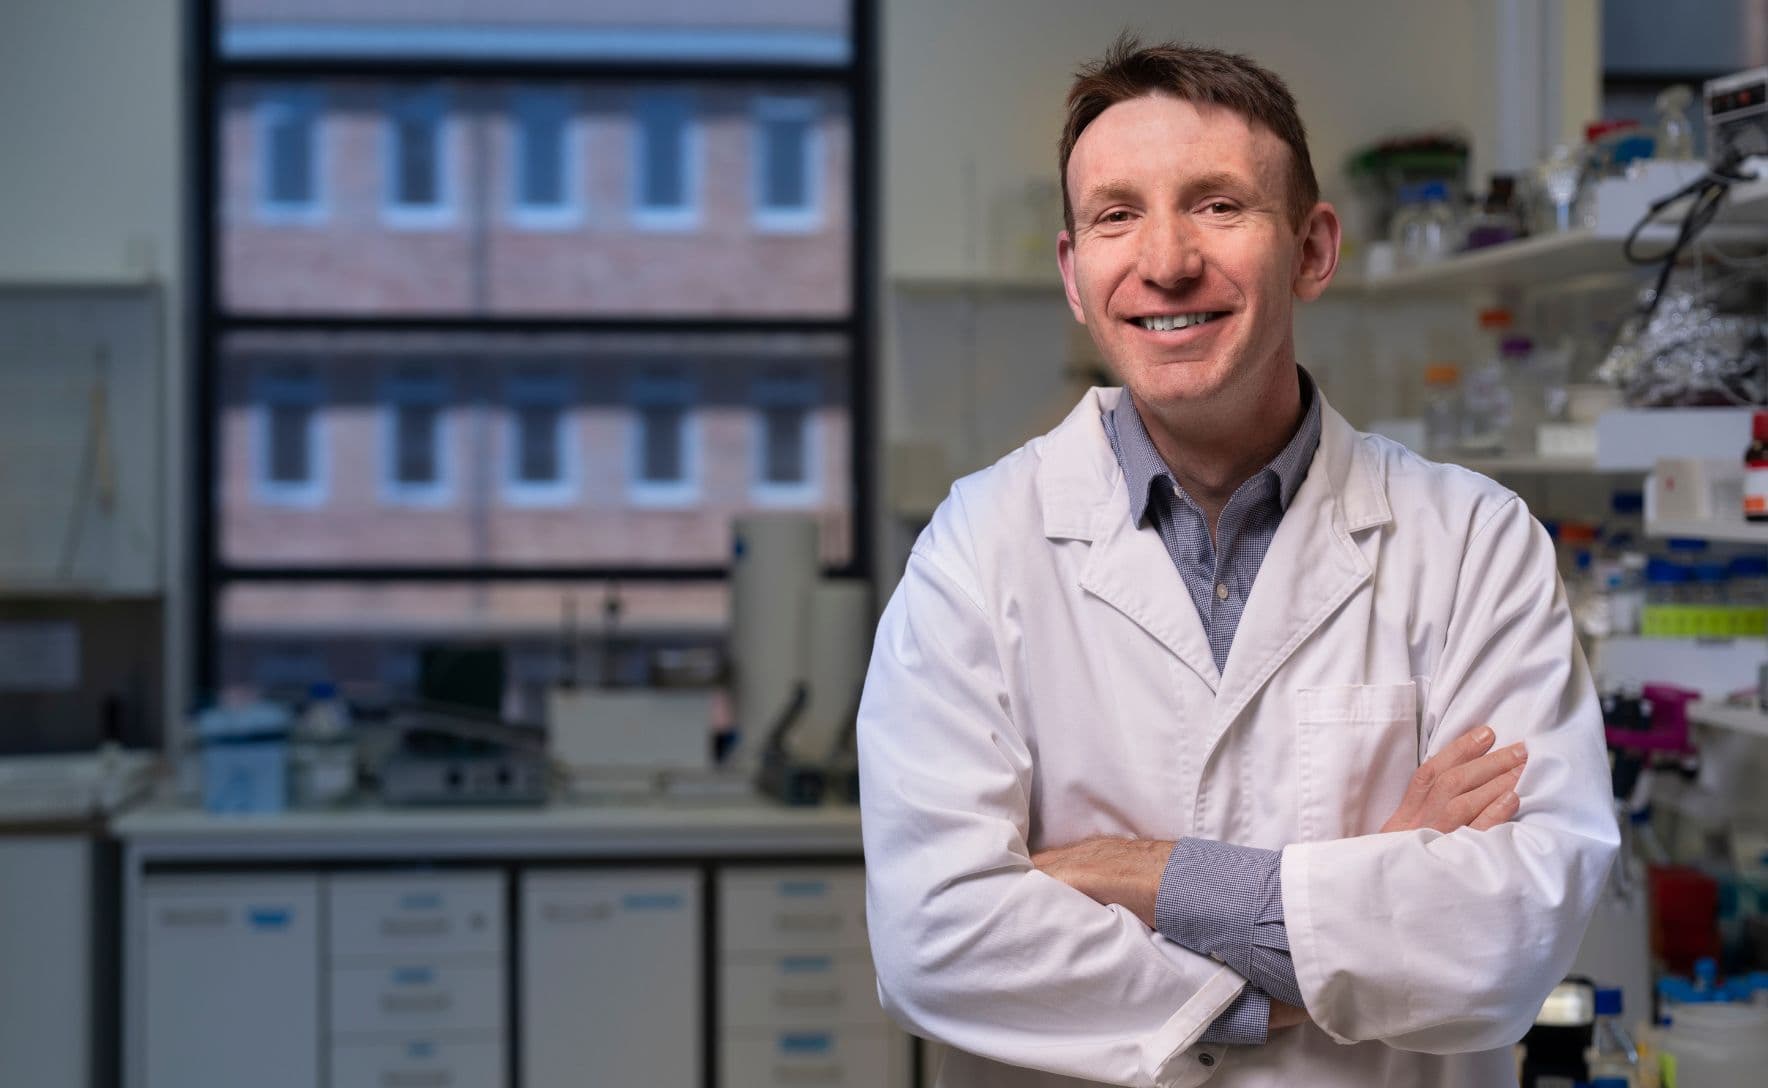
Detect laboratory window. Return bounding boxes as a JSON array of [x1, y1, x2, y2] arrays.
[[384, 86, 452, 225], [257, 87, 323, 220], [254, 369, 326, 506], [380, 369, 451, 505], [632, 92, 699, 229], [510, 88, 581, 226], [752, 373, 820, 505], [504, 374, 576, 506], [629, 373, 699, 506], [753, 96, 822, 231]]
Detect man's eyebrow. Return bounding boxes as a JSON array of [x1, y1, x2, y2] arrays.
[[1076, 179, 1140, 213], [1181, 171, 1260, 201]]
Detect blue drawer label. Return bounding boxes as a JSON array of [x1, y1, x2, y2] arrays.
[[246, 907, 291, 930], [780, 956, 833, 974], [778, 880, 829, 898], [405, 1040, 436, 1059], [391, 966, 435, 986], [621, 893, 685, 912], [779, 1032, 833, 1055]]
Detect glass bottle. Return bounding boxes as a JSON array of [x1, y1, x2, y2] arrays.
[[1421, 363, 1463, 459]]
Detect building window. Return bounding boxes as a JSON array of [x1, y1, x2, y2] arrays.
[[632, 91, 699, 229], [384, 86, 452, 226], [510, 88, 582, 227], [503, 372, 575, 506], [753, 96, 822, 231], [380, 367, 451, 505], [629, 372, 699, 506], [257, 87, 324, 221], [752, 371, 820, 505], [254, 367, 326, 506]]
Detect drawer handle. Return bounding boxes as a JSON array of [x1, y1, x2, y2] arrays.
[[541, 902, 613, 925], [775, 1063, 843, 1083], [156, 907, 228, 929], [381, 992, 453, 1015], [773, 911, 841, 933], [381, 917, 450, 938], [381, 1071, 452, 1088], [775, 987, 843, 1008]]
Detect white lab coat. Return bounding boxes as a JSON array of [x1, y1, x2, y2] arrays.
[[858, 387, 1618, 1087]]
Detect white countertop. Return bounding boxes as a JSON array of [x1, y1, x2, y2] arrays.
[[113, 793, 865, 861]]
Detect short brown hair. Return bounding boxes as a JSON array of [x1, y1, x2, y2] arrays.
[[1058, 35, 1319, 232]]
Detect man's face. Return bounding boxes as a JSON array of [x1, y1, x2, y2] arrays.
[[1058, 94, 1329, 413]]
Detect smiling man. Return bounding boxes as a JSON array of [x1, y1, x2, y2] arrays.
[[857, 37, 1618, 1088]]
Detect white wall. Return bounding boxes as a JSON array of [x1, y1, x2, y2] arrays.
[[882, 0, 1599, 278], [0, 0, 189, 728]]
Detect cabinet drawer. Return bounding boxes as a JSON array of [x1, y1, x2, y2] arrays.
[[328, 873, 503, 960], [330, 1036, 503, 1088], [722, 952, 888, 1029], [721, 1027, 893, 1088], [330, 961, 503, 1037], [720, 869, 867, 954]]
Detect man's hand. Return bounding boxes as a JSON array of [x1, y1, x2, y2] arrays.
[[1380, 725, 1526, 834], [1030, 836, 1173, 928]]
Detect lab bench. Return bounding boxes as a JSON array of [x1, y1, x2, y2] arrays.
[[112, 799, 911, 1088]]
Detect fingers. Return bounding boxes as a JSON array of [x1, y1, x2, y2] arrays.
[[1432, 741, 1528, 804], [1468, 775, 1523, 831], [1444, 766, 1525, 832], [1383, 725, 1496, 832]]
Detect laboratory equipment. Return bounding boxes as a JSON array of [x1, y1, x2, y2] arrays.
[[1531, 143, 1586, 234], [546, 686, 712, 786], [1586, 987, 1640, 1087], [1521, 978, 1596, 1088], [1390, 181, 1458, 267], [1499, 335, 1540, 455], [1460, 174, 1522, 250], [729, 514, 820, 768], [1654, 85, 1697, 162], [1705, 67, 1768, 169], [376, 709, 546, 806], [1653, 1001, 1768, 1088], [1744, 410, 1768, 521], [196, 702, 292, 814], [1460, 309, 1513, 453]]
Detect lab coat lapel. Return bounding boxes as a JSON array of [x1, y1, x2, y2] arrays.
[[1211, 400, 1392, 733], [1036, 388, 1222, 689], [1079, 473, 1223, 690]]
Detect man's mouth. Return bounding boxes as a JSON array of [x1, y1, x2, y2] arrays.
[[1131, 312, 1227, 332]]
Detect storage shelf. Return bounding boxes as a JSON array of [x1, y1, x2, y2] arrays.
[[1689, 700, 1768, 739], [1358, 175, 1768, 297], [1647, 516, 1768, 544]]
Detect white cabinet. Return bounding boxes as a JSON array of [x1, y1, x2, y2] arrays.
[[718, 867, 906, 1088], [141, 874, 319, 1088], [520, 869, 702, 1088], [327, 872, 506, 1088], [0, 837, 95, 1088]]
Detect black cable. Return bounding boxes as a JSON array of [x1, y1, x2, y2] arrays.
[[1622, 152, 1757, 321]]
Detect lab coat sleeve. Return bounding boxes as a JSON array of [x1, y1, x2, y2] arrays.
[[1280, 494, 1619, 1053], [859, 508, 1247, 1088]]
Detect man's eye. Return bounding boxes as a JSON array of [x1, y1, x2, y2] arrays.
[[1202, 201, 1237, 216], [1101, 210, 1132, 224]]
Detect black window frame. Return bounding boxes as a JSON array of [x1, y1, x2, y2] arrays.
[[190, 0, 878, 692]]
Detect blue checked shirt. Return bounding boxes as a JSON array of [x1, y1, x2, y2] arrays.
[[1102, 369, 1321, 1045]]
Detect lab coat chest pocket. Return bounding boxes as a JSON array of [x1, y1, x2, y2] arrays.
[[1294, 682, 1420, 841]]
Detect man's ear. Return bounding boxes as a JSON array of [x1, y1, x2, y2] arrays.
[[1058, 229, 1087, 324], [1293, 202, 1342, 303]]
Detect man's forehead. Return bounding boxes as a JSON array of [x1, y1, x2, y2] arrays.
[[1066, 95, 1288, 209]]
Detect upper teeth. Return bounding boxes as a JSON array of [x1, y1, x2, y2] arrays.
[[1139, 313, 1216, 331]]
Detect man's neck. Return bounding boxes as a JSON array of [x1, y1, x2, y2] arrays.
[[1132, 368, 1305, 537]]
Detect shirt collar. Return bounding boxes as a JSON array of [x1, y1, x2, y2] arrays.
[[1106, 367, 1322, 526]]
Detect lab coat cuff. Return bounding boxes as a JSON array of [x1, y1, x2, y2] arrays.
[[1278, 841, 1355, 1045]]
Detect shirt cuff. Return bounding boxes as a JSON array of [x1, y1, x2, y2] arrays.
[[1199, 986, 1270, 1046], [1155, 838, 1302, 1007]]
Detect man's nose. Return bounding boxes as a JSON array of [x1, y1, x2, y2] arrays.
[[1135, 214, 1204, 287]]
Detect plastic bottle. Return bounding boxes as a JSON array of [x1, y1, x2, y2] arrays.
[[1421, 363, 1463, 458], [1603, 492, 1646, 557], [1587, 987, 1640, 1087], [1744, 410, 1768, 523], [1392, 181, 1458, 267], [291, 681, 355, 808], [1461, 309, 1513, 453], [1499, 335, 1541, 455]]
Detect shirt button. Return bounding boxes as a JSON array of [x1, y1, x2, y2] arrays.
[[1215, 582, 1229, 601], [1198, 1052, 1216, 1067]]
